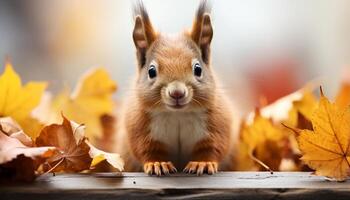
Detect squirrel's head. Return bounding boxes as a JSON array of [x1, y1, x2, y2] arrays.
[[132, 1, 215, 112]]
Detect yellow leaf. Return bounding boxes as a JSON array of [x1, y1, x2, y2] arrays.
[[87, 141, 124, 171], [51, 68, 117, 141], [287, 89, 318, 127], [18, 116, 45, 140], [297, 90, 350, 181], [239, 111, 285, 171], [248, 87, 317, 128], [0, 62, 47, 122]]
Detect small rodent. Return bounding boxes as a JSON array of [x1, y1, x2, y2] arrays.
[[116, 0, 236, 176]]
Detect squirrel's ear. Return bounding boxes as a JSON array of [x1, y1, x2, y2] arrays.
[[191, 1, 213, 64], [133, 2, 156, 67]]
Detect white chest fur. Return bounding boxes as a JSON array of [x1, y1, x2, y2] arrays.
[[149, 111, 208, 160]]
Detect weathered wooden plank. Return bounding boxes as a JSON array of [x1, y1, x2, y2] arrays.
[[1, 172, 349, 200]]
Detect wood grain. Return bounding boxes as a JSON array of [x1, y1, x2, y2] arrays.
[[1, 172, 349, 200]]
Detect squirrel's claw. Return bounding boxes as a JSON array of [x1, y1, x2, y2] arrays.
[[183, 161, 218, 175], [143, 161, 177, 176]]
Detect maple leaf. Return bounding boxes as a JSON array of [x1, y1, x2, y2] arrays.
[[35, 115, 92, 173], [50, 68, 117, 141], [35, 115, 123, 173], [0, 61, 47, 122], [0, 124, 55, 181], [293, 88, 350, 181]]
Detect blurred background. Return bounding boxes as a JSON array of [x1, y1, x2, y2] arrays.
[[0, 0, 349, 116]]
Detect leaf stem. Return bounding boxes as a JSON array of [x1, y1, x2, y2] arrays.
[[249, 152, 274, 174], [43, 157, 65, 175]]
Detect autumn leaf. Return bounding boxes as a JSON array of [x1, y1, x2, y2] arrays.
[[0, 154, 36, 182], [0, 117, 33, 146], [0, 127, 54, 164], [238, 111, 286, 171], [0, 125, 55, 181], [0, 61, 47, 122], [287, 89, 318, 128], [36, 115, 92, 173], [255, 88, 317, 161], [18, 116, 45, 140], [335, 82, 350, 109], [295, 89, 350, 181], [248, 87, 317, 128], [50, 68, 117, 141], [87, 141, 124, 171]]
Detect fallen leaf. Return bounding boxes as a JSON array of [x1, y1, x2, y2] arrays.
[[0, 126, 54, 164], [295, 88, 350, 181], [36, 116, 92, 173], [87, 141, 124, 171], [0, 125, 55, 182], [51, 68, 117, 141], [0, 61, 47, 122], [0, 117, 32, 146], [0, 154, 36, 182]]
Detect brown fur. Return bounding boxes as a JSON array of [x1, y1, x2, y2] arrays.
[[116, 0, 235, 175]]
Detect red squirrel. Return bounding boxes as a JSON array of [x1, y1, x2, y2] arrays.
[[116, 0, 235, 176]]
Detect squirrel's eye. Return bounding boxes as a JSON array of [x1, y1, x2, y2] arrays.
[[148, 65, 157, 79], [193, 63, 202, 77]]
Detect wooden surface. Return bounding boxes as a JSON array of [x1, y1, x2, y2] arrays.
[[1, 172, 349, 200]]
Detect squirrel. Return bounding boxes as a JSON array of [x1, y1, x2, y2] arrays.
[[116, 0, 236, 176]]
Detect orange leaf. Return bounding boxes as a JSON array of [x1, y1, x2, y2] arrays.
[[335, 82, 350, 109], [297, 89, 350, 181]]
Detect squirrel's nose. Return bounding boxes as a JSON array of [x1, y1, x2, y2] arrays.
[[169, 90, 185, 100]]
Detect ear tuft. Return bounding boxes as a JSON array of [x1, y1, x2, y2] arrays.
[[200, 14, 213, 46], [191, 0, 213, 64], [132, 1, 157, 67], [133, 16, 148, 49]]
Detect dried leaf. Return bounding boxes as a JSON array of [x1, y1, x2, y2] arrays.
[[0, 117, 32, 146], [0, 125, 54, 181], [36, 116, 92, 172], [0, 154, 36, 182], [87, 141, 124, 171], [297, 89, 350, 181], [0, 127, 54, 164]]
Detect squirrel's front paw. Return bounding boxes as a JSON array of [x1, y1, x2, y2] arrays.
[[183, 161, 218, 175], [143, 161, 177, 176]]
